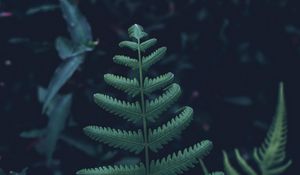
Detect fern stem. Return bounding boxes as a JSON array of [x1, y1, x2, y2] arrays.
[[137, 39, 150, 175]]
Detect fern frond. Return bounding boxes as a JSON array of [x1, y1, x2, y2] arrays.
[[104, 74, 139, 97], [148, 107, 193, 152], [83, 126, 144, 153], [142, 47, 167, 70], [149, 141, 213, 175], [223, 151, 239, 175], [128, 24, 148, 40], [145, 83, 181, 122], [93, 94, 142, 123], [119, 41, 138, 51], [140, 38, 157, 51], [113, 55, 138, 69], [234, 149, 257, 175], [144, 72, 174, 95], [77, 163, 145, 175], [253, 82, 292, 175]]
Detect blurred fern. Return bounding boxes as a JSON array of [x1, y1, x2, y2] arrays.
[[77, 24, 213, 175], [223, 82, 292, 175], [42, 0, 97, 113], [20, 0, 97, 167]]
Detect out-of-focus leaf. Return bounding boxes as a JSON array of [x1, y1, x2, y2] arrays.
[[42, 55, 84, 113], [59, 0, 92, 44], [285, 25, 300, 35], [7, 168, 28, 175], [115, 157, 141, 165], [60, 134, 102, 157], [26, 4, 59, 15], [42, 0, 96, 112], [20, 129, 46, 138], [55, 37, 94, 60], [8, 38, 30, 44], [223, 96, 253, 106], [37, 88, 73, 164]]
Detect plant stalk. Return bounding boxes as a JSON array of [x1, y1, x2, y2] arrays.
[[137, 39, 150, 174]]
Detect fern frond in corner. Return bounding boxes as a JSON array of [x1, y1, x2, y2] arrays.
[[223, 82, 292, 175], [253, 82, 292, 175], [78, 24, 212, 175]]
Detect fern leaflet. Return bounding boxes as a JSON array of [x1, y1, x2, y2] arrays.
[[148, 106, 193, 152], [145, 83, 181, 122], [104, 73, 140, 97], [77, 163, 145, 175], [149, 141, 213, 175], [83, 126, 144, 153], [144, 72, 174, 95], [113, 55, 138, 69], [93, 94, 142, 123]]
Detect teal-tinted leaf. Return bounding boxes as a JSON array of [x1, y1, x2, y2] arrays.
[[140, 38, 157, 51], [104, 73, 140, 97], [20, 129, 46, 138], [37, 89, 73, 164], [84, 126, 144, 153], [128, 24, 148, 40], [42, 55, 84, 113], [94, 94, 142, 123], [56, 36, 93, 60], [145, 83, 182, 122], [113, 55, 138, 69], [8, 168, 28, 175], [119, 41, 139, 51], [59, 0, 92, 44], [148, 106, 193, 152], [142, 47, 167, 70], [77, 163, 145, 175], [149, 141, 213, 175], [26, 4, 59, 15], [144, 72, 174, 95]]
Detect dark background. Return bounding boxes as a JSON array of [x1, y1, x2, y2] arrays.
[[0, 0, 299, 174]]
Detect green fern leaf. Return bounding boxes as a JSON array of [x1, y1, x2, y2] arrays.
[[77, 163, 145, 175], [93, 94, 142, 123], [104, 74, 139, 97], [253, 82, 292, 175], [119, 41, 138, 51], [144, 72, 174, 95], [128, 24, 148, 40], [223, 151, 239, 175], [234, 149, 257, 175], [113, 55, 138, 69], [148, 106, 193, 152], [142, 47, 167, 70], [83, 126, 144, 153], [140, 38, 157, 51], [149, 141, 213, 175], [145, 83, 181, 122]]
